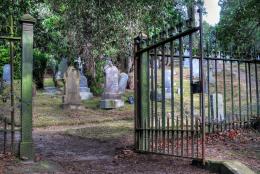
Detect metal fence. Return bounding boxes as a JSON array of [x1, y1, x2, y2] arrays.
[[134, 4, 260, 162], [0, 14, 35, 160], [0, 15, 21, 155]]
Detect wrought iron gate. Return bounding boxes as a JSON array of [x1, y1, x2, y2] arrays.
[[134, 4, 205, 161], [0, 14, 35, 160], [134, 3, 260, 162]]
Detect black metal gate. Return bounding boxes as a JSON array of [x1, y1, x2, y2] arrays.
[[0, 14, 35, 160], [134, 3, 260, 162], [0, 15, 22, 155], [134, 4, 205, 161]]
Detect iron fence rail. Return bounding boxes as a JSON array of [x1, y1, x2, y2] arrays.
[[134, 3, 259, 162]]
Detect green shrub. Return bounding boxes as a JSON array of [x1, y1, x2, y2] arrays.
[[89, 60, 105, 96], [33, 49, 48, 89], [0, 45, 21, 80]]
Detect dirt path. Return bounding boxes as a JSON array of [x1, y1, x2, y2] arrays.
[[2, 127, 212, 174]]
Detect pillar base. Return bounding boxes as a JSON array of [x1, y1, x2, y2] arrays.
[[19, 141, 34, 161]]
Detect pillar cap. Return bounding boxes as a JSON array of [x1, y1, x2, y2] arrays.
[[20, 14, 36, 24]]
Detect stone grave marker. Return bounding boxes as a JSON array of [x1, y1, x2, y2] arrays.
[[210, 93, 224, 122], [75, 57, 93, 100], [100, 62, 124, 109], [3, 64, 11, 85], [165, 69, 172, 99], [55, 58, 68, 80], [79, 72, 93, 100], [62, 66, 82, 109], [119, 72, 128, 94]]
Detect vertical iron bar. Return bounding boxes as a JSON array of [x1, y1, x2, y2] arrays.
[[170, 41, 175, 155], [9, 14, 15, 154], [147, 49, 150, 152], [214, 54, 219, 131], [255, 62, 259, 117], [248, 63, 252, 121], [161, 43, 166, 154], [151, 41, 155, 152], [207, 58, 210, 133], [178, 26, 184, 157], [223, 57, 227, 130], [230, 61, 234, 129], [134, 37, 140, 151], [155, 47, 158, 152], [189, 31, 194, 158], [245, 63, 249, 126], [199, 5, 205, 163], [238, 61, 242, 128]]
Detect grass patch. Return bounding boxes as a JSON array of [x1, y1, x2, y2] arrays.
[[66, 120, 133, 139]]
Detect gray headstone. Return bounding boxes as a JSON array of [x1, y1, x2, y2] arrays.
[[63, 66, 82, 109], [209, 69, 215, 84], [183, 49, 190, 68], [192, 60, 200, 78], [3, 64, 11, 85], [79, 72, 93, 100], [43, 87, 58, 95], [119, 73, 128, 94], [210, 93, 224, 122], [55, 58, 68, 80], [165, 69, 172, 99], [100, 64, 124, 109]]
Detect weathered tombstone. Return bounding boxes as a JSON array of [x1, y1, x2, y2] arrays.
[[192, 60, 200, 78], [63, 66, 82, 109], [165, 69, 172, 99], [183, 49, 190, 68], [210, 93, 224, 122], [100, 62, 124, 109], [79, 72, 93, 100], [75, 57, 93, 100], [43, 86, 58, 95], [209, 69, 215, 84], [119, 73, 128, 94], [55, 58, 68, 80], [3, 64, 11, 85]]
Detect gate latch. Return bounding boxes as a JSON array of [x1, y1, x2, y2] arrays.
[[191, 81, 202, 94]]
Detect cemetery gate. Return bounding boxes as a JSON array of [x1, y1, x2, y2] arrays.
[[0, 14, 35, 160], [134, 4, 260, 163]]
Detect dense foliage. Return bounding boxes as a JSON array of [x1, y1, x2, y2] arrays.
[[216, 0, 260, 53], [0, 0, 258, 90]]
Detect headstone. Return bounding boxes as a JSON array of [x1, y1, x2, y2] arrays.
[[79, 72, 93, 100], [165, 69, 172, 99], [100, 62, 124, 109], [183, 49, 190, 68], [55, 58, 68, 80], [43, 86, 58, 95], [192, 60, 200, 78], [209, 69, 215, 84], [119, 73, 129, 94], [210, 93, 224, 122], [2, 64, 11, 85], [63, 66, 82, 109], [75, 57, 93, 100]]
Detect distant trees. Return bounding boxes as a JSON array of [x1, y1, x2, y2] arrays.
[[216, 0, 260, 53]]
